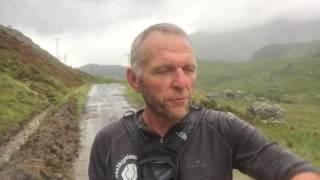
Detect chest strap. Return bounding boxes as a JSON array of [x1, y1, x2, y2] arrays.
[[121, 106, 205, 155]]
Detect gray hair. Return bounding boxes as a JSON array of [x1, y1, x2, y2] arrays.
[[129, 23, 190, 77]]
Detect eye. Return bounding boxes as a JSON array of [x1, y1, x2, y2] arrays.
[[153, 67, 170, 74], [183, 65, 196, 73], [153, 67, 174, 74], [158, 68, 170, 73]]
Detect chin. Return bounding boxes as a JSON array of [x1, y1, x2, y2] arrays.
[[167, 106, 189, 121]]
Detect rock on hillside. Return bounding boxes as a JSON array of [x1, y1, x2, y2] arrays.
[[247, 102, 286, 121]]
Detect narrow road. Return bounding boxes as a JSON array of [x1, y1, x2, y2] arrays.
[[73, 84, 133, 179]]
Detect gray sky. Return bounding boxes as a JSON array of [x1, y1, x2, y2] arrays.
[[1, 0, 320, 67]]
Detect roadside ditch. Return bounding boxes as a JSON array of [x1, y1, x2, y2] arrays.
[[0, 96, 83, 180]]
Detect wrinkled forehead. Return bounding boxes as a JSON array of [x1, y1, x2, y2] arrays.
[[140, 31, 194, 59]]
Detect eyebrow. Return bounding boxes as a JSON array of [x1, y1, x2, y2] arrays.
[[151, 65, 175, 72], [152, 63, 196, 72]]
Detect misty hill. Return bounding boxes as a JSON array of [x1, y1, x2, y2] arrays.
[[79, 64, 126, 80], [251, 40, 320, 60], [196, 55, 320, 99], [190, 19, 320, 61], [0, 24, 95, 143]]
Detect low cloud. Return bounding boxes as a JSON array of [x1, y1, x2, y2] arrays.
[[1, 0, 320, 67]]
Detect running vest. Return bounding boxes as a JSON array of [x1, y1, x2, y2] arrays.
[[121, 107, 205, 180]]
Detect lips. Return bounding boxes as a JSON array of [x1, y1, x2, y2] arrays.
[[168, 97, 188, 104], [168, 96, 186, 100]]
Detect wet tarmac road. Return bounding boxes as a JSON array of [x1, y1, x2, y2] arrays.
[[73, 84, 133, 179]]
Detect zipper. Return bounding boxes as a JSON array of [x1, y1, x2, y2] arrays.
[[160, 137, 164, 144]]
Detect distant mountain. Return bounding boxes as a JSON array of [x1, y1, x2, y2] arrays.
[[251, 40, 320, 60], [190, 19, 320, 61], [79, 64, 126, 80]]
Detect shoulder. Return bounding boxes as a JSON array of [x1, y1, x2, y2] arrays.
[[199, 108, 259, 145], [93, 119, 127, 146], [201, 108, 247, 129]]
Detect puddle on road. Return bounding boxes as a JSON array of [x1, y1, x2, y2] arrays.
[[73, 84, 133, 180]]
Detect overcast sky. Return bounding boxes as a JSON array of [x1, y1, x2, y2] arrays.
[[1, 0, 320, 67]]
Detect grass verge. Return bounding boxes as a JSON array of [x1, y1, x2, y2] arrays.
[[0, 74, 45, 144], [0, 84, 91, 179], [214, 98, 320, 167], [122, 82, 144, 108]]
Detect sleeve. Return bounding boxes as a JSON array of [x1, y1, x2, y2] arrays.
[[210, 111, 319, 180], [88, 127, 112, 180]]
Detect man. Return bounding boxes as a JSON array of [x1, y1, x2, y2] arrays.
[[89, 23, 320, 180]]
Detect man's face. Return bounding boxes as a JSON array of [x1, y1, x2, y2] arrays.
[[138, 31, 196, 121]]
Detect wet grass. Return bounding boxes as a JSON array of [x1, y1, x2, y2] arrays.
[[195, 57, 320, 168], [58, 84, 92, 116], [0, 75, 44, 144], [122, 82, 144, 108], [215, 98, 320, 168], [74, 85, 91, 116], [257, 103, 320, 167]]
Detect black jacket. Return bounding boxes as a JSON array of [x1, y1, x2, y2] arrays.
[[89, 107, 317, 180]]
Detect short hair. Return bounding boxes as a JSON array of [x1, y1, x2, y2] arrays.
[[129, 23, 190, 77]]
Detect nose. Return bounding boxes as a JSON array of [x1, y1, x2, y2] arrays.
[[172, 68, 187, 89]]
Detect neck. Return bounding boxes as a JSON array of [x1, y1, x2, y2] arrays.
[[142, 108, 179, 137]]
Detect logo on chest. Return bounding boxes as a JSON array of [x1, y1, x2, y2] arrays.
[[115, 154, 138, 180]]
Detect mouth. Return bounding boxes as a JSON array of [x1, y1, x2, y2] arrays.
[[168, 97, 188, 104]]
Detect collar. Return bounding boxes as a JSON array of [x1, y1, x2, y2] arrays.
[[134, 106, 201, 139]]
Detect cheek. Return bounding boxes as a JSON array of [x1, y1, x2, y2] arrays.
[[142, 77, 171, 93], [155, 79, 171, 92], [187, 76, 196, 89]]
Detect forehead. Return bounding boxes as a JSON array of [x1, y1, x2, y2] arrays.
[[140, 31, 195, 65], [141, 31, 193, 53]]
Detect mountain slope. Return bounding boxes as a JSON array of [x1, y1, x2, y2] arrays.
[[0, 24, 95, 143], [251, 40, 320, 60]]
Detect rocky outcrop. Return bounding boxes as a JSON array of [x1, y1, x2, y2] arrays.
[[222, 89, 244, 98], [247, 102, 286, 121]]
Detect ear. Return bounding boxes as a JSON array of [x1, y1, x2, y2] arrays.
[[126, 68, 141, 92]]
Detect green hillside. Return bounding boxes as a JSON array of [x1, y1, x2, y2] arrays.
[[0, 24, 95, 144], [196, 56, 320, 167], [197, 56, 320, 97]]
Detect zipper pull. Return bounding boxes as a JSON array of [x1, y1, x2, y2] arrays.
[[160, 137, 164, 144]]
